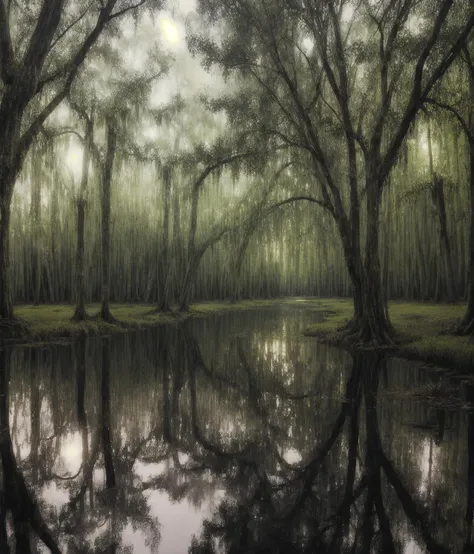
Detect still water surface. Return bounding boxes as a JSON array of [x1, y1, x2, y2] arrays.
[[1, 307, 473, 553]]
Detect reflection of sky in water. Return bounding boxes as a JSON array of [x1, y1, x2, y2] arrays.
[[6, 310, 471, 552]]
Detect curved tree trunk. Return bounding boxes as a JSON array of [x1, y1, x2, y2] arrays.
[[179, 254, 201, 312], [232, 229, 253, 302]]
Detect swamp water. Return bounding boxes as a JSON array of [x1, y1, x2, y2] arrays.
[[0, 306, 473, 553]]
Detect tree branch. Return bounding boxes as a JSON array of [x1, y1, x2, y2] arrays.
[[380, 0, 473, 185], [108, 0, 149, 21], [48, 2, 94, 52], [422, 97, 472, 141]]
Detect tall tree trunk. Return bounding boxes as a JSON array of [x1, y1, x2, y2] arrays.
[[30, 154, 42, 305], [100, 115, 117, 322], [159, 165, 171, 311], [0, 195, 14, 321], [73, 121, 92, 321], [465, 384, 474, 550], [342, 181, 393, 345], [460, 139, 474, 333], [458, 43, 474, 333], [180, 186, 200, 311], [361, 184, 394, 344], [427, 119, 456, 302], [73, 200, 87, 320]]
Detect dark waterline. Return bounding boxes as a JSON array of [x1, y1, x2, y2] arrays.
[[0, 307, 473, 553]]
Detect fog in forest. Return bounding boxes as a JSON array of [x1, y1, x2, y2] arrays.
[[1, 0, 474, 552]]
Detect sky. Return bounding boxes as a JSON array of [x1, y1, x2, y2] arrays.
[[60, 0, 224, 180]]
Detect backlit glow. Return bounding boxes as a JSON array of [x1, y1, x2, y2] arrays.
[[65, 144, 83, 181], [160, 17, 180, 45]]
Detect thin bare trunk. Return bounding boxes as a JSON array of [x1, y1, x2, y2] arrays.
[[100, 115, 117, 322]]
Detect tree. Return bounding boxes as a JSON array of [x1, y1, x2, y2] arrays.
[[69, 103, 95, 321], [422, 10, 474, 332], [0, 0, 161, 328], [191, 0, 474, 344], [178, 139, 259, 311]]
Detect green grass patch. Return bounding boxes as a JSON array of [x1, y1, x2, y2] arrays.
[[8, 299, 289, 345], [304, 299, 474, 370], [8, 298, 474, 371]]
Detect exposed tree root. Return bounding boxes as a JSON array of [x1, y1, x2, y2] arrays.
[[98, 309, 120, 325], [71, 310, 92, 322], [336, 319, 397, 349], [454, 317, 474, 336]]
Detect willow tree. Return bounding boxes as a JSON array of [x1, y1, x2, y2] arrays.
[[178, 134, 261, 311], [191, 0, 474, 344], [423, 13, 474, 332], [0, 0, 162, 329]]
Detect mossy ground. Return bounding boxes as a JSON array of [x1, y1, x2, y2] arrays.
[[304, 299, 474, 371], [7, 299, 283, 345], [5, 298, 474, 371]]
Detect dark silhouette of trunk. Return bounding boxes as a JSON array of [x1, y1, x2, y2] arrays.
[[76, 337, 92, 512], [0, 349, 62, 554], [455, 46, 474, 333], [29, 354, 40, 485], [328, 355, 363, 553], [179, 254, 200, 312], [180, 182, 200, 312], [73, 116, 93, 321], [427, 119, 456, 302], [159, 165, 172, 311], [364, 356, 396, 554], [232, 226, 254, 302], [359, 183, 394, 344], [0, 486, 8, 554], [0, 191, 14, 321], [336, 186, 392, 345], [465, 384, 474, 550], [50, 179, 59, 304], [380, 451, 449, 553], [460, 139, 474, 333], [101, 339, 116, 489], [100, 115, 117, 322], [73, 200, 87, 320], [30, 155, 42, 306], [161, 340, 171, 442]]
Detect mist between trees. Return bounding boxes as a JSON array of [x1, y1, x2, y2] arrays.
[[1, 0, 474, 344]]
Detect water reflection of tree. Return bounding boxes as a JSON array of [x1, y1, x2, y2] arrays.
[[3, 312, 473, 553], [186, 342, 465, 554], [59, 336, 161, 553], [0, 347, 62, 553]]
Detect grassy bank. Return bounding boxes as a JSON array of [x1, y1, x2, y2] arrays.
[[303, 299, 474, 371], [4, 299, 474, 372], [4, 299, 283, 345]]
